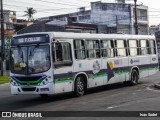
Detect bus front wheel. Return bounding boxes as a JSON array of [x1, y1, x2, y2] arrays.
[[74, 76, 85, 97], [130, 69, 139, 85]]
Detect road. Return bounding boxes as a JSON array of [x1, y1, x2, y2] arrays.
[[1, 72, 160, 120]]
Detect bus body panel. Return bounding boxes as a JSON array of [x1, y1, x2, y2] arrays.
[[54, 66, 74, 94], [138, 56, 150, 78], [127, 57, 140, 81], [113, 57, 129, 83], [87, 59, 103, 88], [102, 58, 115, 84], [149, 54, 159, 76]]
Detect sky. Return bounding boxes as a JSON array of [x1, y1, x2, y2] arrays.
[[3, 0, 160, 26]]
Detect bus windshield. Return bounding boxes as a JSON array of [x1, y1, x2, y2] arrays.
[[10, 45, 50, 74]]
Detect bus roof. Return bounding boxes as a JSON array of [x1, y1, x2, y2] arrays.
[[52, 32, 155, 40], [14, 32, 155, 40]]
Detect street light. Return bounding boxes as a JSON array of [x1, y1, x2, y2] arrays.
[[1, 0, 5, 76]]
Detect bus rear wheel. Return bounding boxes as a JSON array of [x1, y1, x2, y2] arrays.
[[130, 69, 139, 85], [74, 76, 85, 97]]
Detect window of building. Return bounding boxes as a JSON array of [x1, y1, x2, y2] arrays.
[[86, 40, 100, 59], [115, 40, 127, 57], [140, 40, 149, 55], [101, 40, 114, 57], [128, 40, 138, 56], [52, 42, 72, 67], [74, 40, 86, 59], [149, 40, 156, 54]]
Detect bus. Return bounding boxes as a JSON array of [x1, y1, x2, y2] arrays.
[[10, 32, 159, 97]]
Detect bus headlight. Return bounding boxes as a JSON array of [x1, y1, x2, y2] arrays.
[[10, 79, 19, 86], [39, 78, 49, 86]]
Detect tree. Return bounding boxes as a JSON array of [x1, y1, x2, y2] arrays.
[[24, 8, 37, 22], [4, 34, 12, 40]]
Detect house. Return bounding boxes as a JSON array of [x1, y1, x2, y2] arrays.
[[38, 1, 149, 35], [149, 25, 160, 35]]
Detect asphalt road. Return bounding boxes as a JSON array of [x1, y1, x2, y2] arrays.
[[1, 72, 160, 120]]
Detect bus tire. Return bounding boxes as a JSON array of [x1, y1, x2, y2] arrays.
[[129, 69, 139, 85], [74, 76, 85, 97]]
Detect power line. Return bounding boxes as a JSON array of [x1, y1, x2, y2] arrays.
[[148, 7, 160, 11], [5, 0, 79, 10], [3, 1, 90, 13], [4, 4, 77, 13], [34, 0, 87, 7]]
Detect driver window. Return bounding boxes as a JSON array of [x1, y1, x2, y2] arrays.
[[52, 42, 72, 67]]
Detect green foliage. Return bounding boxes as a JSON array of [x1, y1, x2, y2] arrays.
[[24, 8, 37, 22], [0, 76, 10, 84], [4, 34, 12, 40]]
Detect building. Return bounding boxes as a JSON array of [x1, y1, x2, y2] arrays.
[[0, 10, 17, 39], [17, 20, 99, 34], [149, 25, 160, 35], [39, 1, 149, 35]]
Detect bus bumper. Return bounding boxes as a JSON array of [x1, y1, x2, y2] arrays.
[[10, 83, 54, 95]]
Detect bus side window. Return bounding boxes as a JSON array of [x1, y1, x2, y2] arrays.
[[128, 40, 138, 56], [93, 40, 101, 58], [86, 40, 100, 59], [101, 40, 114, 58], [56, 43, 63, 61], [149, 40, 156, 54], [140, 40, 149, 55], [74, 40, 86, 59], [115, 40, 126, 57]]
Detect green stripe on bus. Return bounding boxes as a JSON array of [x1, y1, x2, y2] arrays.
[[54, 66, 158, 83]]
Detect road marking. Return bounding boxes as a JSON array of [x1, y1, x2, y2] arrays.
[[146, 86, 160, 93], [107, 103, 131, 109]]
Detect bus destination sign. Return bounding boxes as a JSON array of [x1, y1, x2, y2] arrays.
[[18, 37, 41, 43], [11, 34, 50, 45]]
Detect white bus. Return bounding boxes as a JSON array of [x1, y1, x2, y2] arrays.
[[10, 32, 159, 97]]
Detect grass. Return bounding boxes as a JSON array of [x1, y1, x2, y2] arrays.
[[0, 76, 10, 84]]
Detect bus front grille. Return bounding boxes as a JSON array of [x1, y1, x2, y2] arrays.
[[11, 75, 46, 86], [15, 76, 42, 81], [21, 87, 36, 91]]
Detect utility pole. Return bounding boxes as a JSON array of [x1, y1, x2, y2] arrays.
[[0, 0, 5, 76], [134, 0, 138, 35]]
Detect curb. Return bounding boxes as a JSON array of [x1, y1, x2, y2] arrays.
[[154, 83, 160, 89], [0, 82, 9, 86]]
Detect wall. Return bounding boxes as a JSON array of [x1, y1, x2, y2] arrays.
[[91, 2, 131, 26]]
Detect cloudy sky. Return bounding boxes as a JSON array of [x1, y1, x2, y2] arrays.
[[3, 0, 160, 25]]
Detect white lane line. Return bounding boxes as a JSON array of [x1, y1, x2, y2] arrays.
[[146, 86, 160, 93], [107, 103, 131, 109]]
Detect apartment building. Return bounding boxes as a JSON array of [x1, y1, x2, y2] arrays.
[[39, 1, 149, 34], [0, 10, 17, 39]]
